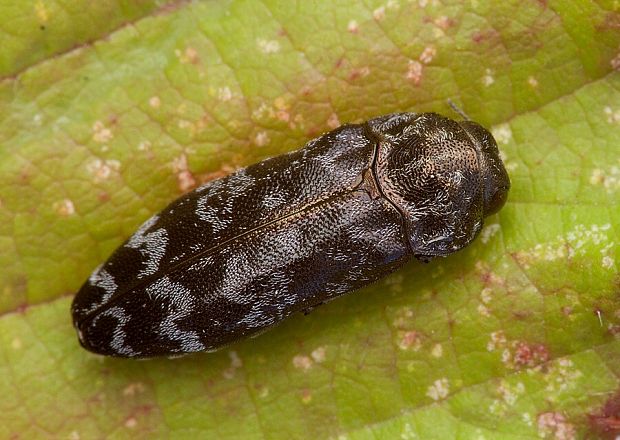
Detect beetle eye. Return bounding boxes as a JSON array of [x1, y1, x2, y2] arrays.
[[485, 184, 509, 216]]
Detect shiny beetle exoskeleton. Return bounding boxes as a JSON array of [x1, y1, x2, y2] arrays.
[[72, 112, 510, 358]]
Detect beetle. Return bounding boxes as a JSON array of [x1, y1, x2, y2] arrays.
[[71, 111, 510, 358]]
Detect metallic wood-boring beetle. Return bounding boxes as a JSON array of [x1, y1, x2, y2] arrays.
[[72, 112, 510, 358]]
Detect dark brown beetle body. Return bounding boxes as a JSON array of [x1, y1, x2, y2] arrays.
[[72, 112, 510, 358]]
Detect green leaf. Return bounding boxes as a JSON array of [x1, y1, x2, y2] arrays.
[[1, 0, 619, 438]]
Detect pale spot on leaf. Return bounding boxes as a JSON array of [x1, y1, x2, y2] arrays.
[[373, 6, 386, 21], [347, 20, 359, 33], [537, 412, 575, 440], [257, 39, 281, 54], [175, 47, 199, 64], [492, 123, 512, 145], [171, 154, 196, 192], [590, 160, 620, 193], [480, 287, 492, 304], [218, 87, 232, 102], [34, 1, 48, 23], [149, 96, 161, 108], [603, 106, 620, 124], [85, 158, 120, 182], [406, 60, 423, 85], [426, 378, 449, 400], [92, 121, 113, 143], [482, 68, 495, 87], [292, 355, 313, 371], [222, 351, 242, 379], [434, 15, 454, 31], [327, 113, 340, 129], [480, 223, 501, 244], [515, 223, 613, 269], [53, 199, 75, 217], [419, 46, 436, 64], [477, 304, 491, 317], [254, 131, 270, 147], [311, 346, 326, 363]]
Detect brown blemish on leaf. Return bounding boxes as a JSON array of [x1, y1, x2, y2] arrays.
[[513, 341, 550, 368], [398, 330, 423, 351], [588, 390, 620, 439], [471, 29, 501, 44], [596, 12, 620, 32], [348, 66, 371, 81], [487, 330, 550, 370], [535, 0, 548, 9], [98, 191, 111, 202], [475, 261, 505, 287], [511, 310, 532, 320], [301, 388, 312, 404]]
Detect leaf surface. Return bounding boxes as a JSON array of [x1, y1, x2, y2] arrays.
[[1, 0, 619, 438]]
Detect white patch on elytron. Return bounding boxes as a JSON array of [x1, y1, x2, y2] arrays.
[[147, 277, 205, 353], [86, 265, 118, 312], [100, 306, 137, 357], [261, 189, 288, 210], [237, 269, 298, 329], [217, 224, 305, 305], [125, 215, 168, 279], [196, 169, 255, 234]]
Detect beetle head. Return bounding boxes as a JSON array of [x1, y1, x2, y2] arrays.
[[368, 112, 510, 258]]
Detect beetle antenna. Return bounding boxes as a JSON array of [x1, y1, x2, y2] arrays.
[[447, 99, 471, 121]]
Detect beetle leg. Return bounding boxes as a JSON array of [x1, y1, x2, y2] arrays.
[[414, 254, 434, 264]]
